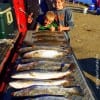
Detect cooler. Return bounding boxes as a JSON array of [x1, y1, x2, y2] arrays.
[[0, 3, 14, 39]]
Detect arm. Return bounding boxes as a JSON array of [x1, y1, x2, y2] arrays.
[[65, 8, 74, 30], [58, 24, 70, 32], [27, 13, 33, 24], [58, 8, 74, 32], [35, 23, 40, 31], [50, 26, 56, 32]]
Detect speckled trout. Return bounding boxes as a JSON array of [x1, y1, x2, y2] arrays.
[[12, 85, 84, 97], [9, 78, 73, 89], [11, 69, 73, 79], [22, 49, 70, 59], [12, 96, 69, 100], [16, 61, 73, 72], [32, 31, 65, 36], [25, 96, 69, 100], [18, 46, 71, 54], [33, 41, 67, 46], [21, 55, 74, 64], [32, 36, 66, 42]]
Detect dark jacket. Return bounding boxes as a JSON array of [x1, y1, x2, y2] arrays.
[[25, 0, 40, 29]]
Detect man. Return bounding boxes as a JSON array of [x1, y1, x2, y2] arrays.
[[25, 0, 40, 30]]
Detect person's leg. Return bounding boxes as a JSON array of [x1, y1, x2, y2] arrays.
[[64, 31, 70, 46]]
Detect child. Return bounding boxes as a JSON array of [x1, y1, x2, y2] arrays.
[[35, 11, 57, 31], [26, 0, 52, 30], [53, 0, 74, 42]]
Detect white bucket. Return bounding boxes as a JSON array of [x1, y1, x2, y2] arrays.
[[83, 7, 88, 14]]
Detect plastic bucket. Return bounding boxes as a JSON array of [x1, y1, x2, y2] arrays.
[[83, 7, 88, 14]]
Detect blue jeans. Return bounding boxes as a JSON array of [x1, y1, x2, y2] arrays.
[[64, 31, 70, 45]]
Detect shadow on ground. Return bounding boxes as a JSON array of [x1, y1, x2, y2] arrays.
[[78, 58, 100, 100]]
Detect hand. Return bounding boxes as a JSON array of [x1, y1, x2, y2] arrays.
[[28, 13, 33, 24], [58, 25, 64, 32], [58, 25, 70, 32], [50, 26, 55, 32]]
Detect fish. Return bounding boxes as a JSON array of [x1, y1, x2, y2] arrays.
[[12, 85, 84, 97], [21, 58, 63, 63], [29, 96, 69, 100], [32, 36, 66, 42], [23, 41, 67, 48], [32, 35, 65, 39], [33, 39, 67, 44], [33, 41, 67, 46], [32, 31, 65, 37], [11, 67, 74, 79], [16, 61, 73, 72], [12, 95, 69, 100], [22, 49, 71, 59], [18, 46, 71, 54], [9, 78, 73, 89], [21, 55, 74, 64], [0, 39, 13, 44]]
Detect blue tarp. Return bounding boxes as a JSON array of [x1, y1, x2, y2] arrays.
[[75, 0, 97, 5]]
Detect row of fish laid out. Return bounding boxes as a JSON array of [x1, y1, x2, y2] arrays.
[[9, 66, 84, 97], [23, 31, 69, 46], [9, 31, 84, 98], [9, 62, 84, 97], [9, 60, 78, 94]]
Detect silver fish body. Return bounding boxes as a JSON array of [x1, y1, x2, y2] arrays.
[[32, 31, 65, 37], [33, 41, 67, 47], [12, 85, 84, 97], [14, 96, 69, 100], [9, 79, 73, 89], [22, 49, 70, 59], [16, 61, 72, 72], [32, 35, 65, 39], [30, 96, 69, 100], [32, 36, 66, 42], [21, 55, 74, 64], [18, 46, 70, 54], [11, 70, 72, 79]]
